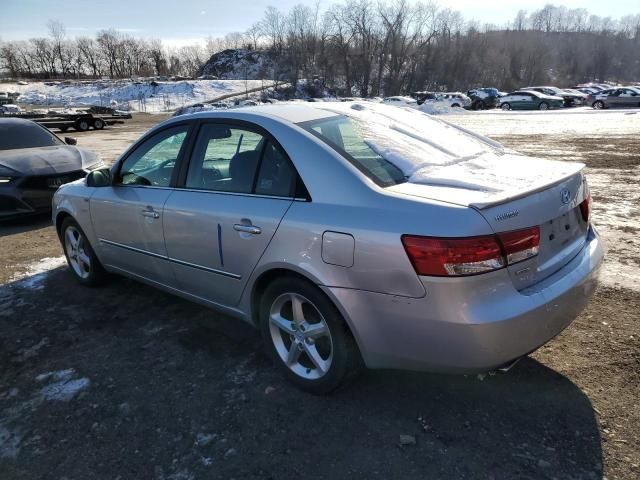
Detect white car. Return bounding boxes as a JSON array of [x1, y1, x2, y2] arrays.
[[442, 92, 472, 108], [0, 104, 22, 115], [382, 96, 417, 106]]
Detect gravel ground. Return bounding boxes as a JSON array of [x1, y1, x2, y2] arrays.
[[0, 110, 638, 480]]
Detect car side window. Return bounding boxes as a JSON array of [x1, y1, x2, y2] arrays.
[[186, 124, 264, 194], [118, 126, 188, 187], [254, 141, 296, 197]]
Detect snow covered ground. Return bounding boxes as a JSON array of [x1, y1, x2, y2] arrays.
[[0, 80, 274, 113]]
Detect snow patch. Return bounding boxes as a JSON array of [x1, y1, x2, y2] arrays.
[[37, 369, 90, 402], [10, 256, 66, 290], [3, 80, 274, 113]]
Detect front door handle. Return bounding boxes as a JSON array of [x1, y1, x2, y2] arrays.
[[233, 224, 261, 235], [141, 209, 159, 219]]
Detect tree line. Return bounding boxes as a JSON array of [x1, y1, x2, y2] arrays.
[[1, 2, 639, 95]]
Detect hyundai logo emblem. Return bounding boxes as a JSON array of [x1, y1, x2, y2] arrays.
[[560, 189, 571, 204]]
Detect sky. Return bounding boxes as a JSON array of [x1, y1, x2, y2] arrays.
[[1, 0, 639, 46]]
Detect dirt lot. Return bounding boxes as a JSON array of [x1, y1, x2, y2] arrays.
[[1, 111, 638, 480]]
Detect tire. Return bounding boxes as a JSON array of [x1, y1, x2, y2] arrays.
[[501, 103, 511, 111], [259, 276, 361, 394], [60, 217, 107, 287], [593, 101, 605, 110], [93, 118, 105, 130], [75, 119, 90, 131], [451, 103, 460, 108], [538, 102, 549, 111]]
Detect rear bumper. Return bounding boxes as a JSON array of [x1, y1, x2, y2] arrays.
[[325, 226, 604, 372]]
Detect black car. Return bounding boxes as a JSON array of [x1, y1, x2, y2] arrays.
[[466, 88, 501, 110], [0, 118, 103, 219], [524, 86, 586, 107]]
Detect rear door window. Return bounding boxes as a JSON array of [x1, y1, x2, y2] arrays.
[[186, 124, 264, 194], [185, 123, 301, 198]]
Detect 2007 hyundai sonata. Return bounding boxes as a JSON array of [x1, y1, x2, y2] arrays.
[[52, 102, 603, 393]]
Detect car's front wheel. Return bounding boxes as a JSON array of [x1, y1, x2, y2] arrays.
[[61, 218, 106, 286], [501, 103, 511, 110], [260, 276, 361, 394], [593, 100, 605, 110], [538, 102, 549, 110]]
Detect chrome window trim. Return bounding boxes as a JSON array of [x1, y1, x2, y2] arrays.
[[98, 238, 241, 280]]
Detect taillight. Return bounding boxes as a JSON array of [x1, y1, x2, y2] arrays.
[[402, 226, 540, 277], [497, 227, 540, 264], [579, 194, 591, 223]]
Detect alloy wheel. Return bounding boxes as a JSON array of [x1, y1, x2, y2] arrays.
[[269, 292, 333, 380], [64, 226, 91, 279]]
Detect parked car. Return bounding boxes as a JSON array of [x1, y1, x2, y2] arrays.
[[562, 88, 591, 101], [0, 104, 22, 115], [466, 88, 501, 110], [52, 102, 603, 393], [0, 118, 103, 219], [442, 92, 472, 108], [589, 87, 640, 109], [499, 90, 564, 110], [524, 86, 586, 107], [382, 96, 417, 106]]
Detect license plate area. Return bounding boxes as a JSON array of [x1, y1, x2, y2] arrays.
[[47, 176, 70, 188]]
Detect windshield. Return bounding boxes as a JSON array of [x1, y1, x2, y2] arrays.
[[300, 103, 500, 187], [0, 121, 63, 150]]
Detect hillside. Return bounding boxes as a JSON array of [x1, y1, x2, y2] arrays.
[[199, 49, 277, 80]]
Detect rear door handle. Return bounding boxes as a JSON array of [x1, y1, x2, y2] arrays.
[[233, 224, 261, 235], [141, 209, 159, 219]]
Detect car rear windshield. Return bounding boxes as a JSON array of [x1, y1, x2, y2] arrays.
[[0, 121, 63, 150], [299, 116, 406, 187]]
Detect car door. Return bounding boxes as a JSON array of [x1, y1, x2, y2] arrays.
[[90, 123, 192, 286], [510, 92, 527, 109], [620, 88, 640, 107], [162, 121, 300, 307]]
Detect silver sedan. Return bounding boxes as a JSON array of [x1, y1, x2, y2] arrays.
[[52, 103, 604, 393]]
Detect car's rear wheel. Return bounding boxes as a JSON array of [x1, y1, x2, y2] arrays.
[[61, 218, 106, 286], [259, 276, 361, 394], [538, 102, 549, 110], [593, 100, 605, 110], [501, 103, 511, 111]]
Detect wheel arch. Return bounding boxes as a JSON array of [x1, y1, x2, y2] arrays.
[[248, 266, 364, 358], [54, 210, 73, 240], [250, 267, 320, 327]]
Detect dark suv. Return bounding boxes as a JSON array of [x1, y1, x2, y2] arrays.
[[466, 88, 501, 110]]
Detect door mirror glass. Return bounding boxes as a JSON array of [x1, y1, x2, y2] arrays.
[[65, 136, 77, 145], [86, 168, 112, 187]]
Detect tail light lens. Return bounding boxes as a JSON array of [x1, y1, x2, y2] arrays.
[[579, 193, 592, 223], [498, 227, 540, 264], [402, 226, 540, 277]]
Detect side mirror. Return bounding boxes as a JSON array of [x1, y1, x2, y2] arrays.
[[86, 168, 112, 187], [65, 136, 77, 145]]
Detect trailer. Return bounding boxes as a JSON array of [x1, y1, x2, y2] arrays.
[[0, 110, 131, 132]]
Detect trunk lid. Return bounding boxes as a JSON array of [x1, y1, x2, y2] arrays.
[[389, 153, 589, 289]]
